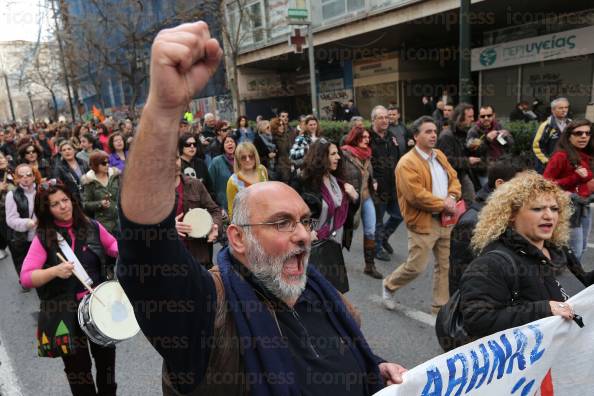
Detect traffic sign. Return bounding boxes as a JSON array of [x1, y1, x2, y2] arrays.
[[288, 8, 308, 19]]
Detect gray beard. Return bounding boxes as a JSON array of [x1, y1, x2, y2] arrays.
[[244, 231, 310, 303]]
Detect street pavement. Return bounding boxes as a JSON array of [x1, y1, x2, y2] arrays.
[[0, 222, 592, 395]]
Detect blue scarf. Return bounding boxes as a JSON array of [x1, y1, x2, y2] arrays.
[[217, 247, 384, 395]]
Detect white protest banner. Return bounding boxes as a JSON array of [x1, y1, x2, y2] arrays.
[[375, 285, 594, 396]]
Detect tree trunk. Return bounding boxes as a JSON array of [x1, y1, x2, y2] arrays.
[[50, 91, 59, 121]]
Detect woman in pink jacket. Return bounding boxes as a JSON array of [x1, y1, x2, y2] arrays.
[[20, 182, 118, 395]]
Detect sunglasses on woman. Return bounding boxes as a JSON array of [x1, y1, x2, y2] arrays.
[[240, 154, 255, 161], [571, 131, 591, 137], [25, 149, 36, 154], [184, 142, 197, 148]]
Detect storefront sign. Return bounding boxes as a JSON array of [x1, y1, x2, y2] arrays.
[[472, 26, 594, 71], [353, 53, 398, 79]]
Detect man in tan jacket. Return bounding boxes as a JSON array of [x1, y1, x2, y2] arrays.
[[383, 116, 461, 314]]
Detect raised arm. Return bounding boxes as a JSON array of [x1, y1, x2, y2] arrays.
[[117, 22, 223, 394], [121, 21, 222, 224]]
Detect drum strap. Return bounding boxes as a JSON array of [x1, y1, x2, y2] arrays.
[[57, 233, 93, 286]]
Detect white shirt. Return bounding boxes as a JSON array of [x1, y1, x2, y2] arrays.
[[414, 146, 449, 199]]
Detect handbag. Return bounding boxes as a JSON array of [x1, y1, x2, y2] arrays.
[[435, 250, 520, 351], [36, 294, 83, 358], [309, 237, 349, 293], [441, 200, 467, 227]]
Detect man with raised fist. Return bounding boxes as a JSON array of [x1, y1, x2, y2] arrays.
[[117, 22, 406, 395]]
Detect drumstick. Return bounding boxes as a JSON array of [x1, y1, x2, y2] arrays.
[[56, 253, 106, 307]]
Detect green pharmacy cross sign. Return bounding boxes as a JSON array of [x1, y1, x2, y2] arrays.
[[288, 8, 308, 19]]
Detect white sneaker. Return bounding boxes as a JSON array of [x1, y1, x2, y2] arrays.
[[0, 249, 8, 260], [382, 285, 397, 310]]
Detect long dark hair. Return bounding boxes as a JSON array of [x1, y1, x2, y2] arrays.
[[301, 139, 343, 192], [34, 183, 90, 249], [555, 119, 594, 168]]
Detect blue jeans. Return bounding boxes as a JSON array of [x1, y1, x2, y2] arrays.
[[375, 198, 403, 253], [360, 197, 376, 239], [569, 206, 592, 260]]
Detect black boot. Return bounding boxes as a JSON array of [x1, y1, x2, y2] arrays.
[[364, 238, 383, 279]]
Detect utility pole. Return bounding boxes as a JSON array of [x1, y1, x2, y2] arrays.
[[306, 0, 317, 117], [458, 0, 472, 104], [3, 73, 16, 121], [50, 0, 76, 123]]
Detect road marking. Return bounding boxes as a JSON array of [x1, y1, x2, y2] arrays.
[[0, 329, 24, 396], [370, 295, 436, 327]]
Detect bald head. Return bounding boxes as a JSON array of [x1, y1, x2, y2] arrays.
[[232, 181, 309, 225]]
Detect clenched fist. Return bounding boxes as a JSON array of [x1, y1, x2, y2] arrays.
[[146, 21, 222, 119]]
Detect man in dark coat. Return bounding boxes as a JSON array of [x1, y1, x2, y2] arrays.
[[370, 105, 404, 261]]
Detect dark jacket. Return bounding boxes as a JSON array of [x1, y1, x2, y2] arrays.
[[509, 108, 533, 122], [532, 116, 571, 173], [467, 121, 514, 165], [181, 156, 213, 194], [436, 126, 472, 176], [53, 157, 89, 203], [369, 129, 401, 203], [253, 133, 275, 171], [273, 131, 294, 183], [460, 229, 594, 338], [448, 185, 490, 295], [298, 179, 357, 250], [81, 168, 121, 234], [180, 176, 223, 267], [1, 142, 18, 165]]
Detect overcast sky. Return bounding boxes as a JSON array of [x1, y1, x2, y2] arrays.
[[0, 0, 51, 42]]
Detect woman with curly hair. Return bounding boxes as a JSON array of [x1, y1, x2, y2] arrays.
[[459, 171, 594, 339], [18, 141, 51, 181], [299, 139, 359, 290], [107, 132, 128, 171], [544, 119, 594, 259]]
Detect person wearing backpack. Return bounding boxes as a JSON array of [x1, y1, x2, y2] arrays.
[[448, 156, 527, 295], [458, 172, 594, 340]]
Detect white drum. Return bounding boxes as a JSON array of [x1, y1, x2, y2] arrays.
[[77, 280, 140, 346], [183, 208, 213, 238]]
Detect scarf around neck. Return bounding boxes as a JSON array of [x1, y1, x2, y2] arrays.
[[341, 144, 371, 160], [217, 247, 384, 396], [317, 177, 349, 240]]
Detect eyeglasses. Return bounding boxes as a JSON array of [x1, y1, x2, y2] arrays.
[[221, 128, 230, 132], [571, 131, 591, 137], [18, 172, 33, 178], [184, 142, 197, 148], [100, 161, 109, 165], [240, 154, 254, 161], [25, 149, 36, 154], [479, 114, 494, 119], [237, 217, 319, 232]]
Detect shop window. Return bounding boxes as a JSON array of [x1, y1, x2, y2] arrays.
[[321, 0, 364, 21]]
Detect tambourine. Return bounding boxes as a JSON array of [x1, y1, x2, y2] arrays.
[[183, 208, 213, 238]]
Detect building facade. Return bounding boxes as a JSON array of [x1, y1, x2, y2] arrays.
[[228, 0, 594, 121], [62, 0, 229, 118]]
